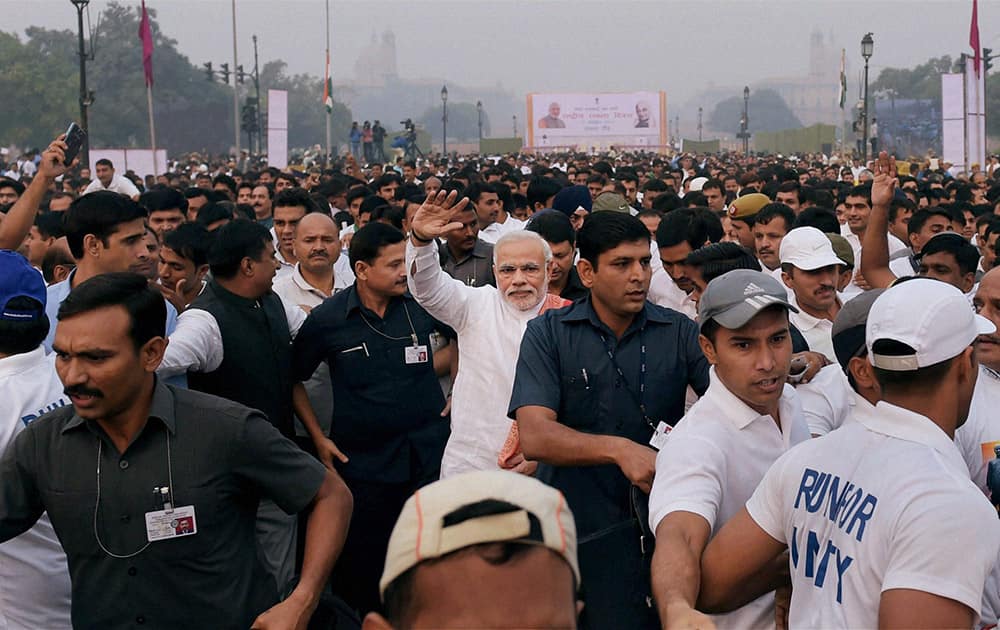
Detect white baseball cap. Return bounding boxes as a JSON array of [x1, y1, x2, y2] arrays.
[[779, 227, 844, 271], [866, 278, 995, 371], [379, 470, 579, 599], [688, 176, 708, 191]]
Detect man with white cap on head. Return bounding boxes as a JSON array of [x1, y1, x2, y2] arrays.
[[696, 277, 1000, 629], [363, 470, 580, 630], [648, 269, 809, 629], [780, 226, 845, 361]]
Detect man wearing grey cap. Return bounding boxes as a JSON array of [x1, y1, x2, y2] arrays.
[[648, 269, 809, 628], [698, 277, 999, 629]]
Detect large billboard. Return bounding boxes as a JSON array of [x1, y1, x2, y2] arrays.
[[527, 92, 667, 152]]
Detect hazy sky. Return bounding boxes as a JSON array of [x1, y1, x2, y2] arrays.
[[6, 0, 997, 109]]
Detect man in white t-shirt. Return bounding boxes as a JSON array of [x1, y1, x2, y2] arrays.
[[649, 269, 809, 629], [0, 251, 72, 629], [82, 159, 140, 200], [697, 278, 1000, 629]]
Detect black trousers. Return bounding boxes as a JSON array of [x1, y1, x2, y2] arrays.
[[330, 477, 419, 617], [577, 521, 660, 630]]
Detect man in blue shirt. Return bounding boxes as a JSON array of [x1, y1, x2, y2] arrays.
[[291, 223, 451, 618], [509, 211, 710, 629]]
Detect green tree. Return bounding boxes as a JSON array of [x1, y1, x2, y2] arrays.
[[709, 89, 801, 135]]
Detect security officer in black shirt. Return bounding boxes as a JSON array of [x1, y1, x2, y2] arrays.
[[292, 223, 450, 617], [509, 212, 710, 630], [0, 273, 352, 629]]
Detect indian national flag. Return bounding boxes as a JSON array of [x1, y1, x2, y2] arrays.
[[323, 51, 333, 113], [838, 48, 847, 109]]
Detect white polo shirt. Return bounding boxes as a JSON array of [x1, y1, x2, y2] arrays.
[[787, 294, 836, 361], [0, 347, 73, 630], [746, 400, 1000, 629], [649, 368, 809, 629], [794, 364, 855, 436], [82, 173, 140, 198], [955, 366, 1000, 494]]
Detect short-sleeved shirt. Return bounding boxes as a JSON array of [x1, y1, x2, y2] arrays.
[[439, 238, 496, 288], [508, 297, 710, 537], [0, 381, 327, 629], [291, 286, 451, 483], [648, 368, 809, 629], [746, 401, 1000, 628]]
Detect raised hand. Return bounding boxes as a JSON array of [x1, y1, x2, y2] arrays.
[[870, 151, 897, 208], [410, 189, 471, 241], [37, 135, 73, 181]]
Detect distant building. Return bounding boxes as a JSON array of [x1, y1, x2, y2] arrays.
[[757, 30, 846, 128]]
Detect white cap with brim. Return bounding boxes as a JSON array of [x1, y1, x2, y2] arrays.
[[698, 269, 798, 330], [866, 278, 996, 371], [379, 470, 579, 599], [779, 226, 845, 271]]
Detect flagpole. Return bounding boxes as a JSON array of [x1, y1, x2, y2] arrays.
[[325, 0, 331, 163], [147, 85, 157, 176]]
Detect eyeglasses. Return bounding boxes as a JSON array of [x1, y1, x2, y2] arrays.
[[496, 263, 543, 278]]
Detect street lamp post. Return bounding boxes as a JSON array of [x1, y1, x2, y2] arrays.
[[741, 86, 750, 155], [441, 85, 448, 156], [71, 0, 92, 169], [513, 115, 517, 137], [477, 100, 483, 146], [861, 32, 874, 162], [698, 107, 703, 141]]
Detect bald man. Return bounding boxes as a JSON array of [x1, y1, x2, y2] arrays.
[[273, 213, 354, 311]]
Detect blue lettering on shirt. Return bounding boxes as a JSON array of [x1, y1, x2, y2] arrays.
[[20, 397, 70, 426], [788, 467, 877, 605], [794, 467, 878, 542]]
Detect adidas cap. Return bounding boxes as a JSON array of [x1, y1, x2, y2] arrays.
[[698, 269, 798, 330]]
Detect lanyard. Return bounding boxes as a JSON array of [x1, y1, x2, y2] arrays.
[[599, 329, 654, 430], [359, 300, 420, 347]]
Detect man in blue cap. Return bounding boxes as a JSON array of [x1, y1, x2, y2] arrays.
[[0, 250, 71, 628]]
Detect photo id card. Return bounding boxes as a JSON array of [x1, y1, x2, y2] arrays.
[[404, 345, 429, 364], [145, 505, 198, 542], [648, 421, 672, 451]]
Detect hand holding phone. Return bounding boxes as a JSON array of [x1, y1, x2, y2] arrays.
[[62, 122, 86, 166]]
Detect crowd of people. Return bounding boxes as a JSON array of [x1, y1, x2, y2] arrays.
[[3, 132, 1000, 629]]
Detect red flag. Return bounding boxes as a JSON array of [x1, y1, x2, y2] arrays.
[[971, 0, 982, 78], [138, 0, 154, 87]]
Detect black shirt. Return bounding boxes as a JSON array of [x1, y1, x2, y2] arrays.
[[292, 286, 451, 483], [508, 297, 710, 537], [0, 381, 327, 629]]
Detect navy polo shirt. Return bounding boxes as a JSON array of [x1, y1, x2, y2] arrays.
[[291, 286, 451, 484], [508, 297, 710, 537]]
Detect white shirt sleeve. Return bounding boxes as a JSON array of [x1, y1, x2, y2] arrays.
[[116, 176, 140, 198], [158, 308, 224, 376], [82, 179, 102, 195], [405, 238, 475, 332], [795, 365, 851, 437], [744, 450, 792, 545], [882, 490, 1000, 613], [279, 293, 307, 338], [648, 431, 725, 534]]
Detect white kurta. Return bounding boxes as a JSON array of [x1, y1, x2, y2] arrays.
[[406, 239, 550, 477]]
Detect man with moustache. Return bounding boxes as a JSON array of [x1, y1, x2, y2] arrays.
[[780, 227, 844, 361], [405, 190, 569, 478], [273, 213, 354, 441], [0, 272, 353, 629], [250, 184, 274, 228], [509, 212, 710, 629], [290, 223, 451, 617], [437, 199, 495, 288]]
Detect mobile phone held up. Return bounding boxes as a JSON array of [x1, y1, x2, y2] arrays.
[[63, 122, 86, 166]]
